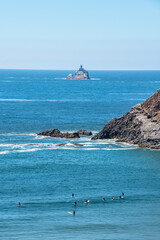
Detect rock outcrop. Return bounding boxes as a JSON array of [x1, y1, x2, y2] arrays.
[[37, 129, 80, 138], [67, 65, 90, 80], [77, 129, 92, 136], [92, 89, 160, 149]]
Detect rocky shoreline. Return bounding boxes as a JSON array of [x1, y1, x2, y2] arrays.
[[37, 89, 160, 149], [92, 89, 160, 149]]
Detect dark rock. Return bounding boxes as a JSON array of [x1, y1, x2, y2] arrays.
[[37, 128, 80, 139], [56, 142, 83, 147], [56, 143, 67, 146], [92, 89, 160, 149], [77, 129, 92, 136], [37, 128, 61, 137], [72, 143, 84, 146]]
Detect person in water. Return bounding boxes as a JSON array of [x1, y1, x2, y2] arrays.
[[72, 193, 75, 198], [74, 201, 77, 206], [17, 202, 21, 206], [112, 197, 115, 200], [122, 192, 124, 196], [118, 195, 122, 199], [102, 198, 106, 201], [84, 200, 90, 204], [73, 210, 75, 215]]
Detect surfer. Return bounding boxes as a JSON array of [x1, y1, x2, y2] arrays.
[[112, 197, 115, 200], [102, 198, 106, 201], [84, 200, 90, 204], [68, 210, 76, 215], [17, 202, 21, 206], [118, 195, 122, 199], [122, 192, 124, 196]]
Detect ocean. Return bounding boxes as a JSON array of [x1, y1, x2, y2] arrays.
[[0, 70, 160, 240]]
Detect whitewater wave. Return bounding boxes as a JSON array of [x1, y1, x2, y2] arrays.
[[0, 150, 10, 155], [0, 141, 139, 155], [55, 77, 101, 81], [0, 133, 35, 136], [0, 130, 140, 155], [103, 147, 138, 150], [13, 148, 42, 153]]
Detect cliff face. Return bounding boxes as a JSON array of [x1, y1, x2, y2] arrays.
[[92, 89, 160, 149]]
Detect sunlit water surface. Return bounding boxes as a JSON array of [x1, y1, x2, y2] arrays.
[[0, 70, 160, 240]]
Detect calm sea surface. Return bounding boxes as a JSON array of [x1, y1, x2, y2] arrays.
[[0, 70, 160, 240]]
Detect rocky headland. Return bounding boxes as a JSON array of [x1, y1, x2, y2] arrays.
[[92, 89, 160, 149]]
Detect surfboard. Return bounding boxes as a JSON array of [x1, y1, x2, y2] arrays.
[[68, 212, 73, 215]]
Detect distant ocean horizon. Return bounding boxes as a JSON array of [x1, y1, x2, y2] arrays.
[[0, 69, 160, 240], [1, 68, 160, 71]]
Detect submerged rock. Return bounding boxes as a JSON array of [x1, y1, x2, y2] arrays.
[[77, 129, 92, 136], [56, 143, 67, 146], [72, 143, 84, 146], [37, 128, 80, 139], [56, 142, 84, 147], [66, 65, 90, 80], [92, 89, 160, 149]]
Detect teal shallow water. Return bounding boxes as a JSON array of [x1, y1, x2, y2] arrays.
[[0, 70, 160, 239]]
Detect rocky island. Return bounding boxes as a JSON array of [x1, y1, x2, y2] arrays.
[[92, 89, 160, 149], [67, 65, 90, 80]]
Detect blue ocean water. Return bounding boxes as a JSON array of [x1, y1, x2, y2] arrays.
[[0, 70, 160, 240]]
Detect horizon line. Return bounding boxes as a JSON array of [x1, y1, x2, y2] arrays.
[[0, 68, 160, 71]]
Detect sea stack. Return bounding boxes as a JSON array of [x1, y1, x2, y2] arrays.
[[67, 65, 90, 80], [92, 89, 160, 149]]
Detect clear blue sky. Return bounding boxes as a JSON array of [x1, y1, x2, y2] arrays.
[[0, 0, 160, 70]]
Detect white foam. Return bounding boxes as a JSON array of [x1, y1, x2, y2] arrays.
[[0, 133, 35, 137], [0, 144, 15, 147], [82, 148, 99, 150], [103, 147, 138, 150], [80, 142, 94, 146], [13, 148, 41, 153], [0, 150, 10, 155], [0, 144, 139, 154]]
